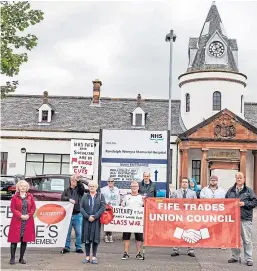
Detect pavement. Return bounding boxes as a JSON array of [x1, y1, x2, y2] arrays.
[[1, 210, 256, 271]]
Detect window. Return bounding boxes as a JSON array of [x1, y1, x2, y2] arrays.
[[1, 152, 8, 175], [213, 91, 221, 111], [241, 95, 244, 113], [185, 93, 190, 112], [42, 110, 48, 121], [29, 177, 70, 192], [25, 153, 70, 175], [192, 160, 201, 184], [135, 114, 143, 126]]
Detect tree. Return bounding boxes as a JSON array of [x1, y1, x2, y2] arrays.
[[1, 1, 44, 98]]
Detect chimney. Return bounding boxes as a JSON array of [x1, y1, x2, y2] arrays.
[[43, 91, 48, 104], [92, 79, 102, 105], [137, 94, 141, 107]]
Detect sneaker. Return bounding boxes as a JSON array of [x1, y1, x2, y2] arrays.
[[109, 236, 113, 243], [121, 252, 129, 260], [61, 248, 70, 254], [76, 249, 84, 254], [246, 261, 253, 266], [171, 252, 179, 257], [188, 252, 195, 257], [228, 258, 238, 263], [104, 236, 110, 243], [136, 252, 144, 260]]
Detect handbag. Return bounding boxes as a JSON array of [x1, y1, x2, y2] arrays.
[[100, 204, 114, 225]]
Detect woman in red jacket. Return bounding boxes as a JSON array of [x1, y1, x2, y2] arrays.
[[8, 180, 36, 265]]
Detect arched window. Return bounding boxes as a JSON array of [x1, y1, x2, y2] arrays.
[[185, 93, 190, 112], [213, 91, 221, 111], [241, 95, 244, 113]]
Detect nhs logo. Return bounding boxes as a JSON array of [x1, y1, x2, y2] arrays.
[[149, 133, 164, 142]]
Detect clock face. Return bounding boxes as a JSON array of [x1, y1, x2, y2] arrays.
[[209, 41, 225, 57]]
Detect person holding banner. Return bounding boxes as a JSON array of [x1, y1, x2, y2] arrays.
[[8, 180, 36, 265], [200, 176, 226, 199], [121, 180, 144, 260], [139, 172, 156, 198], [226, 172, 257, 267], [101, 177, 120, 243], [170, 178, 196, 257], [80, 181, 106, 264], [61, 174, 85, 254]]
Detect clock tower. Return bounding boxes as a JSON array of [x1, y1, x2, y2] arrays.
[[179, 1, 247, 130]]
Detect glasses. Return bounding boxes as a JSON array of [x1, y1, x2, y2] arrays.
[[108, 181, 114, 183]]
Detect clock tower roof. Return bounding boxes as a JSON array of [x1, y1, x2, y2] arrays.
[[186, 1, 239, 73]]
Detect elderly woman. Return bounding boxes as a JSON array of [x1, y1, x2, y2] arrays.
[[80, 181, 105, 264], [8, 180, 36, 265], [101, 177, 120, 243]]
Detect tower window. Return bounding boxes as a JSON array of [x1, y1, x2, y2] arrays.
[[185, 93, 190, 112], [241, 95, 244, 113], [213, 91, 221, 111], [42, 110, 49, 122]]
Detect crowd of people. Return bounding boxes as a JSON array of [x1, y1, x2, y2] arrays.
[[7, 171, 257, 267]]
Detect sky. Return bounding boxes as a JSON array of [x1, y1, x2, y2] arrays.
[[8, 0, 257, 101]]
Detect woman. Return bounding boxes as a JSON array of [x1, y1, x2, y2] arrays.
[[8, 180, 36, 265], [101, 177, 120, 243], [189, 178, 201, 198], [80, 181, 105, 264]]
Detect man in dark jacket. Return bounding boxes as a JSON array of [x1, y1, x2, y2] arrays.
[[61, 174, 86, 254], [139, 172, 156, 198], [225, 172, 257, 267]]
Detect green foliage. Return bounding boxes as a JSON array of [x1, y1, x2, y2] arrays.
[[1, 1, 44, 98]]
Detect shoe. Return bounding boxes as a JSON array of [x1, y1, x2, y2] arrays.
[[171, 252, 179, 257], [91, 258, 98, 264], [104, 236, 109, 243], [82, 258, 90, 264], [9, 258, 15, 265], [109, 236, 113, 243], [76, 249, 84, 254], [121, 252, 129, 260], [188, 252, 195, 257], [19, 259, 26, 264], [136, 252, 144, 260], [60, 248, 70, 254], [228, 258, 238, 263], [246, 261, 253, 266]]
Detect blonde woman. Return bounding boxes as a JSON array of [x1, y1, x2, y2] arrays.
[[8, 180, 36, 265], [80, 181, 105, 264]]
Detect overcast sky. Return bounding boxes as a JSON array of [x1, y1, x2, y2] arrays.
[[11, 0, 257, 101]]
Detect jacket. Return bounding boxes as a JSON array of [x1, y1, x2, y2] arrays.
[[8, 192, 36, 243], [61, 182, 85, 214], [225, 183, 257, 221], [170, 189, 197, 199], [200, 186, 226, 199], [139, 180, 156, 197], [101, 186, 120, 206]]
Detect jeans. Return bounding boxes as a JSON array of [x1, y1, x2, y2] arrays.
[[65, 213, 82, 250], [173, 247, 194, 253], [231, 220, 253, 262]]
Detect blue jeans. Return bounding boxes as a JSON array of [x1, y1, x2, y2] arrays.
[[65, 213, 82, 250]]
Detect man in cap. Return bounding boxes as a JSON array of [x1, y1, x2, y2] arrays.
[[200, 175, 226, 199]]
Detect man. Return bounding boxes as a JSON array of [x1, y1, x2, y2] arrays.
[[200, 175, 226, 199], [226, 172, 257, 266], [170, 178, 197, 257], [139, 172, 156, 197], [121, 180, 144, 260], [61, 175, 86, 254], [101, 177, 120, 243]]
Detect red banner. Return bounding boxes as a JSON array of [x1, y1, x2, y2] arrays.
[[144, 198, 241, 248]]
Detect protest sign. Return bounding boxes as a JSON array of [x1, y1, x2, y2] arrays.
[[0, 201, 73, 247], [104, 206, 144, 233], [70, 139, 94, 176], [144, 198, 240, 248]]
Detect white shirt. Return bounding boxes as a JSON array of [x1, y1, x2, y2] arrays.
[[121, 194, 144, 208], [200, 186, 226, 199], [101, 186, 120, 206]]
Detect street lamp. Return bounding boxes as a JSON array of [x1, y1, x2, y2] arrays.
[[165, 30, 176, 197]]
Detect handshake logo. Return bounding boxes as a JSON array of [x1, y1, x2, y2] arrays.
[[173, 227, 210, 244]]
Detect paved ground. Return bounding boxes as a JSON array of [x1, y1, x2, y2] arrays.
[[1, 210, 256, 271]]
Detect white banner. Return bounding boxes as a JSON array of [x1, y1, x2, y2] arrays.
[[104, 206, 144, 233], [101, 130, 168, 195], [0, 201, 73, 247], [70, 139, 94, 176]]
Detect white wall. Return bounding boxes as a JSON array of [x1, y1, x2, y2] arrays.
[[179, 71, 247, 129]]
